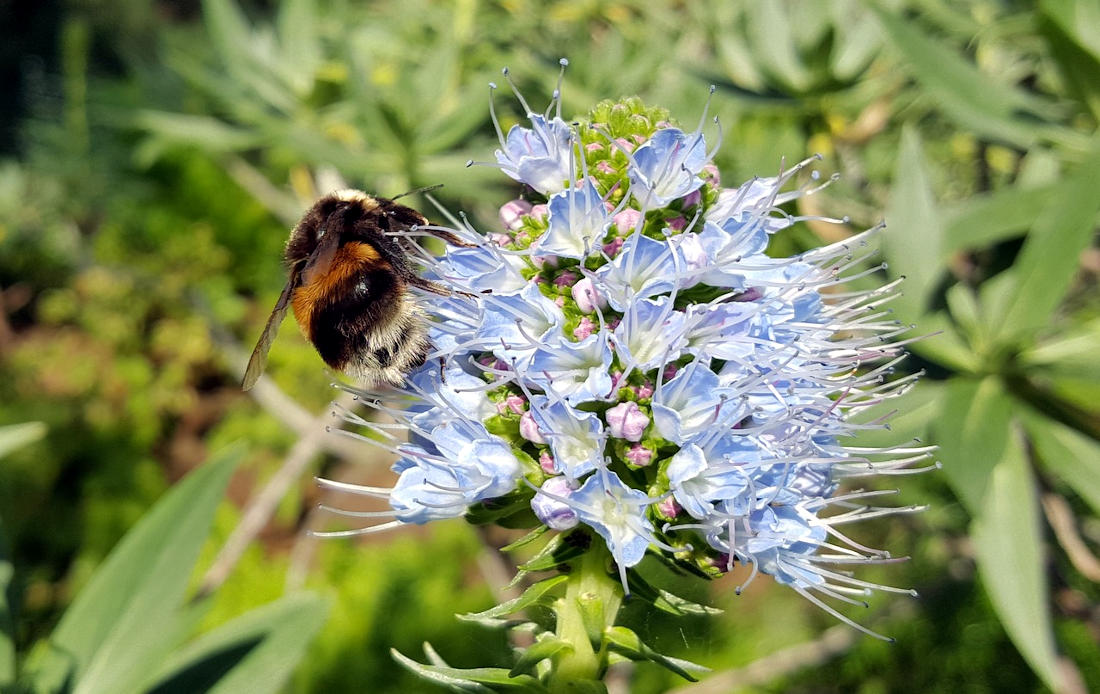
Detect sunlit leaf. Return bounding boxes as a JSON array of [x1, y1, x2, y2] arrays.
[[1020, 407, 1100, 516], [603, 626, 709, 681], [457, 575, 568, 622], [940, 184, 1056, 255], [972, 424, 1062, 692], [391, 647, 549, 692], [883, 126, 942, 322], [993, 142, 1100, 344], [867, 3, 1061, 149], [144, 593, 329, 694], [933, 377, 1013, 514], [508, 634, 572, 678], [42, 446, 243, 694], [0, 422, 46, 460]]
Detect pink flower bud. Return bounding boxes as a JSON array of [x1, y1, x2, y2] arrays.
[[702, 162, 720, 186], [531, 254, 559, 269], [553, 270, 578, 287], [605, 401, 649, 442], [554, 296, 565, 308], [538, 450, 556, 474], [571, 277, 606, 313], [667, 216, 686, 231], [529, 204, 549, 220], [596, 161, 615, 175], [681, 189, 701, 208], [657, 496, 681, 518], [496, 394, 524, 415], [487, 232, 512, 246], [635, 381, 654, 400], [626, 443, 653, 467], [602, 237, 624, 258], [585, 142, 604, 153], [614, 137, 635, 153], [499, 199, 532, 230], [572, 316, 595, 340], [520, 411, 546, 444], [612, 208, 643, 234], [662, 364, 679, 381]]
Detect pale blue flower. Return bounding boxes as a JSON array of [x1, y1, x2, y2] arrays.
[[528, 332, 614, 404], [569, 470, 660, 581], [538, 179, 613, 259], [529, 396, 605, 479], [651, 364, 743, 444], [628, 128, 707, 206], [496, 113, 575, 195]]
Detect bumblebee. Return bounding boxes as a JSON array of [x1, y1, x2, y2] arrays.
[[242, 189, 468, 391]]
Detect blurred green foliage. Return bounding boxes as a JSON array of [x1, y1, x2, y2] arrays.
[[0, 0, 1096, 692]]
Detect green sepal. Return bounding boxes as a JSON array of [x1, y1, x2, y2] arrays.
[[484, 414, 522, 446], [465, 489, 535, 526], [624, 570, 722, 617], [458, 575, 568, 623], [603, 626, 709, 682], [519, 530, 590, 573], [575, 593, 607, 653], [508, 633, 572, 678], [500, 526, 549, 553], [392, 647, 549, 693]]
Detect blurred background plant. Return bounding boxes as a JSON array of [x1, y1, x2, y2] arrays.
[[0, 0, 1096, 692]]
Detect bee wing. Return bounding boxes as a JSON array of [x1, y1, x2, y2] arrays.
[[302, 225, 342, 286], [241, 278, 297, 391]]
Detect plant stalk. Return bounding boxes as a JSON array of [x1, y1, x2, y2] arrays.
[[548, 545, 623, 692]]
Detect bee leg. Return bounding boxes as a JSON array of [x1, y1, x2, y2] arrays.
[[438, 357, 447, 383], [407, 275, 475, 299]]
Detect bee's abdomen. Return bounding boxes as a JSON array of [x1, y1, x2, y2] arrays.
[[308, 272, 428, 385]]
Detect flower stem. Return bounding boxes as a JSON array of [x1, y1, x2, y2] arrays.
[[548, 545, 623, 692]]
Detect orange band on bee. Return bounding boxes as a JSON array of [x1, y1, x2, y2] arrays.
[[292, 242, 385, 340]]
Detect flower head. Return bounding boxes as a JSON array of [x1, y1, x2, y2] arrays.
[[319, 67, 930, 636]]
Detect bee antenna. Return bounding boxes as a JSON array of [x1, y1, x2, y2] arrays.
[[392, 183, 444, 201]]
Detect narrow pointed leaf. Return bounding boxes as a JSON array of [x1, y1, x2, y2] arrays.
[[391, 649, 548, 692], [46, 446, 243, 694], [624, 570, 721, 616], [972, 424, 1062, 692], [508, 635, 571, 677], [884, 126, 942, 321], [145, 593, 328, 694], [603, 626, 709, 682], [994, 144, 1100, 343], [1020, 409, 1100, 515], [932, 378, 1012, 514], [940, 184, 1058, 255], [457, 575, 568, 622], [867, 3, 1056, 148]]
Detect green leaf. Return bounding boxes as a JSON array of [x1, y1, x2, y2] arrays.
[[1021, 316, 1100, 382], [144, 593, 328, 694], [867, 3, 1059, 149], [133, 111, 261, 152], [1020, 408, 1100, 516], [508, 634, 572, 678], [519, 531, 590, 573], [391, 648, 548, 692], [883, 126, 943, 321], [993, 142, 1100, 343], [500, 526, 549, 553], [603, 626, 709, 682], [906, 311, 981, 373], [0, 516, 14, 687], [623, 570, 722, 617], [0, 422, 46, 460], [1041, 0, 1100, 61], [41, 446, 243, 694], [971, 424, 1062, 692], [932, 378, 1013, 515], [940, 184, 1057, 256], [458, 576, 568, 623]]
